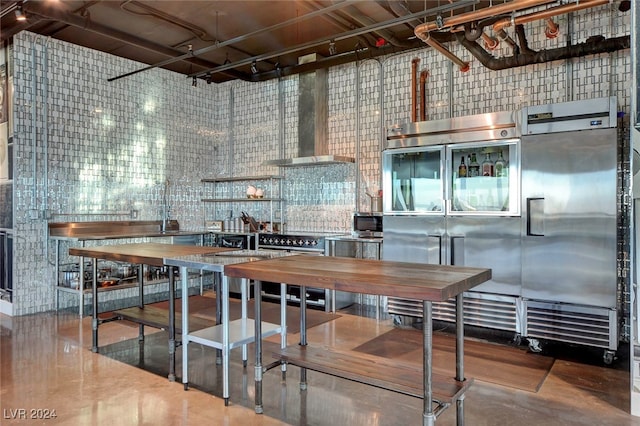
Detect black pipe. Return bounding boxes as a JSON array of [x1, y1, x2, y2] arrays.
[[514, 24, 536, 56], [455, 32, 630, 71]]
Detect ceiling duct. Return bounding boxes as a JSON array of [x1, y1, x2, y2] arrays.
[[265, 54, 354, 166]]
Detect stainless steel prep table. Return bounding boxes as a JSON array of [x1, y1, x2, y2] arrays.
[[68, 242, 232, 381], [51, 223, 212, 315], [223, 255, 491, 426], [163, 249, 298, 405]]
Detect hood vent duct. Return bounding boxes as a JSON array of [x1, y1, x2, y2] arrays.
[[265, 54, 354, 167]]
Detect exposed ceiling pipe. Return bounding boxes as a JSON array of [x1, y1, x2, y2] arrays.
[[545, 18, 559, 39], [495, 28, 520, 54], [423, 33, 470, 72], [189, 1, 471, 81], [514, 24, 536, 56], [251, 32, 458, 82], [482, 32, 499, 50], [456, 32, 630, 70], [492, 0, 610, 33], [414, 0, 554, 70], [414, 0, 554, 37], [411, 57, 419, 122], [419, 69, 429, 121]]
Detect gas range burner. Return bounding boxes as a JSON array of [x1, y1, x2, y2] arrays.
[[258, 233, 326, 252]]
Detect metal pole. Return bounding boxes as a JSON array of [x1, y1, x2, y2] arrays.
[[423, 300, 434, 426]]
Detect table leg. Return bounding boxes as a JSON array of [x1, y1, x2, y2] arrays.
[[215, 272, 222, 364], [54, 240, 60, 312], [423, 300, 435, 426], [280, 283, 287, 380], [299, 285, 307, 391], [168, 267, 176, 382], [79, 241, 86, 316], [138, 264, 144, 342], [222, 274, 230, 406], [91, 258, 98, 353], [241, 277, 248, 367], [456, 293, 465, 426], [254, 279, 263, 414], [181, 266, 190, 391]]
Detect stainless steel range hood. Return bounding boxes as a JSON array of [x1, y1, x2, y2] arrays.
[[265, 56, 354, 167]]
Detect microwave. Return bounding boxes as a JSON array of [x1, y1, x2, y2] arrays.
[[353, 213, 383, 237]]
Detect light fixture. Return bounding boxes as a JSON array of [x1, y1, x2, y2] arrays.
[[206, 73, 212, 84], [15, 5, 26, 22], [328, 40, 337, 56], [250, 61, 258, 74], [223, 53, 231, 65], [192, 76, 197, 87]]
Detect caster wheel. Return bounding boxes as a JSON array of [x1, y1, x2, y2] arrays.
[[512, 334, 522, 346], [528, 338, 542, 353], [603, 350, 616, 365]]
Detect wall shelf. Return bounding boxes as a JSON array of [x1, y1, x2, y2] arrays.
[[201, 176, 285, 232]]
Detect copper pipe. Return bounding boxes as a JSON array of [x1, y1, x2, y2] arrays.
[[493, 0, 609, 33], [544, 18, 559, 39], [419, 70, 429, 121], [423, 35, 470, 72], [411, 58, 420, 122], [414, 0, 554, 41], [482, 32, 499, 50]]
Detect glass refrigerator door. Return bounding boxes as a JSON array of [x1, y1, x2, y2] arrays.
[[382, 146, 443, 214], [448, 139, 520, 216]]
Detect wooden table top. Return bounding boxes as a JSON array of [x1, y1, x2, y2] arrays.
[[224, 255, 491, 302], [68, 242, 232, 266]]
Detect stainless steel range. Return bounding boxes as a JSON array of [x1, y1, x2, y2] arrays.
[[258, 233, 326, 252], [257, 232, 354, 311]]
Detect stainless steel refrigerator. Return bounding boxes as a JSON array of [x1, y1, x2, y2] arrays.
[[519, 98, 618, 358], [383, 97, 620, 359]]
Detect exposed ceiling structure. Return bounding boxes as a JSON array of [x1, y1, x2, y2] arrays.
[[0, 0, 632, 85]]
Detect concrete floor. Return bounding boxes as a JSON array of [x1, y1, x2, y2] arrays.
[[1, 303, 638, 426]]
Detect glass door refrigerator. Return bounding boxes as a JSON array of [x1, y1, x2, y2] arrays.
[[383, 111, 523, 332]]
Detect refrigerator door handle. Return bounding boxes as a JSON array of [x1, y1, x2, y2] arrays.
[[450, 236, 464, 266], [427, 234, 442, 265], [526, 197, 545, 236]]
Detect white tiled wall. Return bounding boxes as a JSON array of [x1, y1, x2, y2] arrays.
[[9, 3, 631, 315]]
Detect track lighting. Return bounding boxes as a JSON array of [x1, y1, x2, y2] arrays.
[[15, 5, 26, 22], [250, 61, 258, 74], [206, 73, 212, 84], [192, 76, 197, 87]]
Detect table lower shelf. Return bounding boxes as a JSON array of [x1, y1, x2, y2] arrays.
[[271, 344, 473, 403], [113, 305, 213, 333], [187, 318, 283, 350]]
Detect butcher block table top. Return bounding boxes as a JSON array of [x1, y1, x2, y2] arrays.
[[224, 254, 491, 301], [69, 242, 232, 266]]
